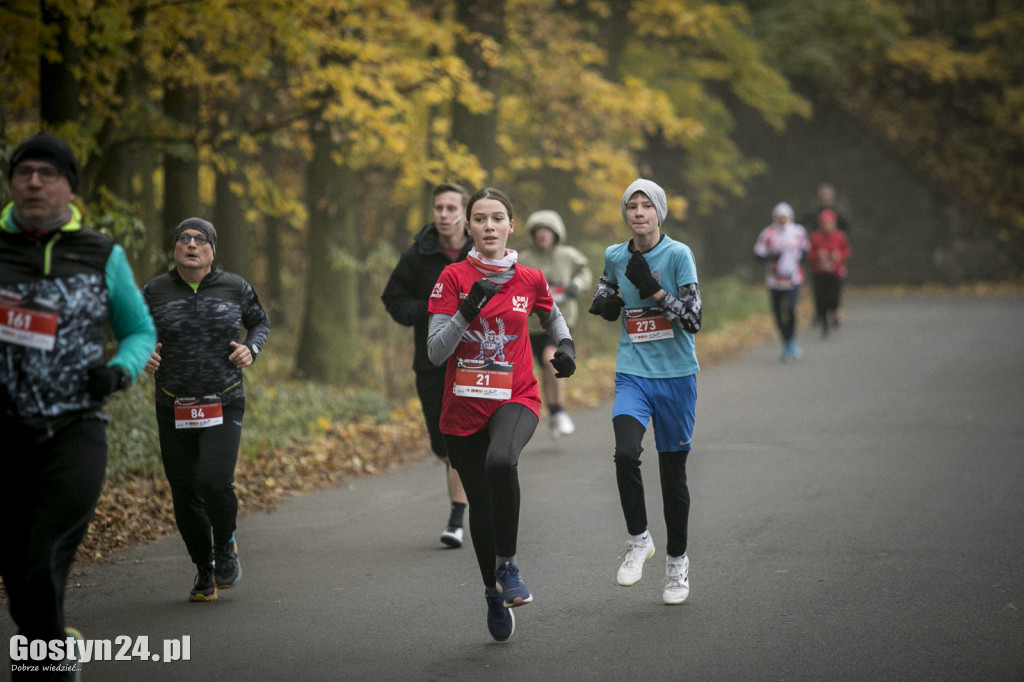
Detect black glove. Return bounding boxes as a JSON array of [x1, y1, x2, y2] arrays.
[[550, 339, 576, 378], [625, 251, 661, 299], [589, 292, 625, 321], [87, 365, 131, 401], [458, 278, 501, 322]]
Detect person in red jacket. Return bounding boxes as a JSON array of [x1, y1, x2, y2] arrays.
[[808, 209, 851, 337]]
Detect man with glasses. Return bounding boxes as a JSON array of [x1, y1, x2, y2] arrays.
[[2, 132, 156, 666], [143, 217, 270, 601]]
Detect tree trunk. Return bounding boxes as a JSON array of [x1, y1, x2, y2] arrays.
[[293, 121, 359, 382], [39, 0, 80, 126], [212, 155, 250, 279], [453, 0, 504, 173], [259, 112, 287, 327], [163, 78, 200, 243], [263, 213, 285, 327]]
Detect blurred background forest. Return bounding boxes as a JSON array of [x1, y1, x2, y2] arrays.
[[2, 0, 1023, 392]]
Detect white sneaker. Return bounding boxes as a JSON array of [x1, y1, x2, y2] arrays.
[[616, 536, 655, 586], [440, 524, 464, 548], [663, 554, 690, 604], [549, 411, 575, 438]]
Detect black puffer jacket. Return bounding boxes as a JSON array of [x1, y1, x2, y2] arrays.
[[143, 268, 270, 408], [381, 224, 470, 372]]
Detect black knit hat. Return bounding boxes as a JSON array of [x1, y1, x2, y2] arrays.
[[9, 133, 81, 193], [174, 217, 218, 254]]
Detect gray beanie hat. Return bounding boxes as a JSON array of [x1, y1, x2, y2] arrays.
[[174, 217, 218, 253], [621, 179, 668, 226]]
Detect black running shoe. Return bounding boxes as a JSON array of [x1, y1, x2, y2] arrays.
[[214, 537, 242, 589], [190, 563, 218, 602]]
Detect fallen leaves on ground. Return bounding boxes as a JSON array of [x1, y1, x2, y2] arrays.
[[77, 420, 429, 566]]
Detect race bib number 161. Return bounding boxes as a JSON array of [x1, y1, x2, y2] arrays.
[[0, 294, 58, 351]]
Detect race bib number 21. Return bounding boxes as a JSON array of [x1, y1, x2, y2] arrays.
[[453, 359, 514, 400]]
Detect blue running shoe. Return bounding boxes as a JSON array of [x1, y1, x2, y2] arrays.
[[485, 590, 515, 642], [495, 561, 533, 608]]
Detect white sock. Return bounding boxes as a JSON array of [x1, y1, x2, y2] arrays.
[[629, 531, 651, 544]]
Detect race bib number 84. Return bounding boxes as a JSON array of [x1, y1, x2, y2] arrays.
[[173, 396, 224, 429]]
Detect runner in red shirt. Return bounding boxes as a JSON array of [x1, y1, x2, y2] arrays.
[[427, 187, 575, 642], [808, 208, 852, 336]]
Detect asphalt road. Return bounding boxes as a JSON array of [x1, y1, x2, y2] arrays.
[[4, 293, 1024, 681]]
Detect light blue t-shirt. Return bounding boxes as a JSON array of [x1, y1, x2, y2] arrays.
[[604, 235, 700, 379]]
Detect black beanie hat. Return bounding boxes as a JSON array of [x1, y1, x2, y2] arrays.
[[174, 217, 218, 253], [9, 133, 81, 193]]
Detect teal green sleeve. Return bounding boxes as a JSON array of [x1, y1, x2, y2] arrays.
[[105, 245, 157, 380]]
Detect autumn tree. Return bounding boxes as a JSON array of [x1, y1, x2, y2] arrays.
[[740, 0, 1024, 265], [453, 0, 504, 174], [842, 0, 1024, 256], [289, 0, 487, 382], [496, 0, 809, 228]]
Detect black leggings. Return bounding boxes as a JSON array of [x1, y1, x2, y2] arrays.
[[613, 415, 691, 558], [770, 287, 800, 342], [157, 401, 244, 566], [812, 274, 842, 320], [443, 403, 538, 588], [1, 418, 107, 647], [414, 368, 448, 460]]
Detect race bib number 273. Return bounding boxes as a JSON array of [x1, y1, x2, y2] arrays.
[[625, 307, 674, 343]]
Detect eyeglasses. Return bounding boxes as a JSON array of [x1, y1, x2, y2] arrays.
[[176, 233, 210, 246], [12, 165, 63, 185]]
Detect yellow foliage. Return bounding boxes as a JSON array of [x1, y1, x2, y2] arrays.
[[887, 37, 986, 83]]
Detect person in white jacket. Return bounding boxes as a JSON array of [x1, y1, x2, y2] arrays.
[[517, 210, 592, 437], [753, 202, 810, 362]]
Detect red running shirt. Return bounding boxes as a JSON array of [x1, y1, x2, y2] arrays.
[[428, 261, 553, 436]]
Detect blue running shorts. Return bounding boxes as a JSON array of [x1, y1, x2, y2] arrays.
[[612, 373, 696, 452]]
